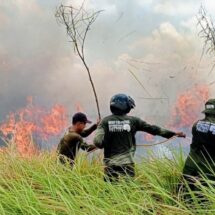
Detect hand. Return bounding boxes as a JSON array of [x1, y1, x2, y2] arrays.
[[175, 132, 186, 138]]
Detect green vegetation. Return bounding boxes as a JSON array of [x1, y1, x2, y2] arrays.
[[0, 150, 214, 215]]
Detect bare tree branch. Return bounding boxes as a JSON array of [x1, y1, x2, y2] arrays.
[[128, 69, 152, 97], [197, 5, 215, 75], [55, 3, 103, 119]]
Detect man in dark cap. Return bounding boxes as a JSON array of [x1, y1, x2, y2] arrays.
[[93, 93, 186, 182], [183, 99, 215, 189], [57, 112, 97, 167]]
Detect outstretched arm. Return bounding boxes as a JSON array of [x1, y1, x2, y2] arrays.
[[135, 117, 185, 138]]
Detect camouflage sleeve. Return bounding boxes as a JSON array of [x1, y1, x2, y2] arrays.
[[134, 117, 176, 138], [93, 123, 105, 149], [81, 124, 97, 137]]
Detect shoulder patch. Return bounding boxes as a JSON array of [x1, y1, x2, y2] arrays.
[[196, 121, 210, 133], [209, 123, 215, 135], [196, 121, 215, 135]]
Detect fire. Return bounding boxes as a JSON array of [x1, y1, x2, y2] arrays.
[[0, 98, 68, 156], [0, 84, 210, 153], [141, 84, 209, 144], [40, 105, 68, 140], [169, 84, 209, 130]]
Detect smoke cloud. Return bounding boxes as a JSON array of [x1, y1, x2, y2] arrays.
[[1, 0, 215, 128]]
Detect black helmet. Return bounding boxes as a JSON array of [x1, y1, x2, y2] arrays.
[[110, 94, 135, 115]]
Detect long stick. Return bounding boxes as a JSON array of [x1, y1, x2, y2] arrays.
[[87, 136, 191, 155]]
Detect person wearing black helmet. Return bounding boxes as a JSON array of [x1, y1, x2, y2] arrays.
[[93, 93, 186, 182], [57, 112, 97, 167], [183, 99, 215, 189]]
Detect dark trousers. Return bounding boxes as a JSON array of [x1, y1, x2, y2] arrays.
[[182, 165, 200, 191], [179, 164, 215, 203], [104, 164, 135, 182]]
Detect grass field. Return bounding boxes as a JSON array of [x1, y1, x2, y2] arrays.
[[0, 149, 214, 215]]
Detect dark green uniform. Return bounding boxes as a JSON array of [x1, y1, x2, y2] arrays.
[[57, 124, 97, 165], [94, 115, 176, 180], [183, 115, 215, 179]]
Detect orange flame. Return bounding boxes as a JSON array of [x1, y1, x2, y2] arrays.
[[40, 105, 68, 141], [169, 84, 209, 130], [0, 98, 68, 156]]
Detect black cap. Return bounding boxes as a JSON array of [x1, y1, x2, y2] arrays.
[[72, 112, 92, 124], [202, 99, 215, 115]]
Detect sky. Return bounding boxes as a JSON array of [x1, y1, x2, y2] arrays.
[[1, 0, 215, 124]]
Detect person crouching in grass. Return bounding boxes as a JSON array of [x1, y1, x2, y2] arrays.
[[57, 112, 97, 167]]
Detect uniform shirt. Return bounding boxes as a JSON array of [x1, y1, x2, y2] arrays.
[[57, 124, 97, 161], [93, 115, 176, 166], [185, 116, 215, 169]]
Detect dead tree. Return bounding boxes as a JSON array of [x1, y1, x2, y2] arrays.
[[55, 3, 102, 119], [197, 6, 215, 74]]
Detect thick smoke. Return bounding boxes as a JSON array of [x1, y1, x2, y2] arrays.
[[0, 0, 215, 128]]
